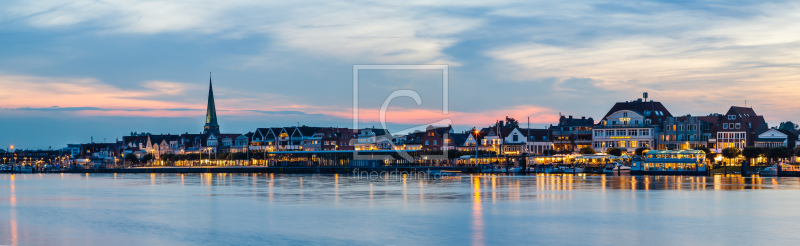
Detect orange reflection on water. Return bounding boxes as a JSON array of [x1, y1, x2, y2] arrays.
[[491, 176, 497, 203], [334, 174, 339, 202], [472, 177, 484, 246], [9, 174, 18, 246], [419, 180, 424, 204], [369, 183, 374, 207], [402, 174, 408, 204]]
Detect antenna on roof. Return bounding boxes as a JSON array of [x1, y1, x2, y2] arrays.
[[745, 100, 747, 108], [643, 92, 648, 102]]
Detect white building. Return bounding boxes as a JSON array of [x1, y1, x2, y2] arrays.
[[592, 96, 672, 154]]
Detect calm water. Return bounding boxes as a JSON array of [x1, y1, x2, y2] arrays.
[[2, 173, 800, 245]]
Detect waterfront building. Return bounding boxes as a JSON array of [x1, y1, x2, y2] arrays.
[[592, 94, 671, 154], [355, 128, 392, 150], [79, 142, 120, 161], [317, 127, 350, 151], [63, 144, 82, 158], [714, 106, 769, 152], [661, 115, 719, 150], [207, 133, 244, 153], [755, 128, 797, 149], [461, 130, 483, 152], [419, 125, 452, 151], [145, 134, 179, 159], [296, 126, 322, 151], [251, 128, 273, 151], [336, 128, 358, 150], [2, 149, 65, 166], [447, 132, 471, 151], [394, 131, 424, 151], [550, 115, 594, 153], [523, 128, 554, 155]]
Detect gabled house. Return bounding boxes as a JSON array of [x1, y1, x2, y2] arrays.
[[146, 134, 179, 159], [593, 94, 671, 153], [714, 106, 769, 152], [522, 128, 554, 155], [178, 133, 210, 154], [550, 115, 594, 153], [755, 128, 797, 149], [355, 128, 392, 150]]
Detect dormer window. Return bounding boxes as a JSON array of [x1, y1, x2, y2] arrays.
[[728, 115, 736, 120]]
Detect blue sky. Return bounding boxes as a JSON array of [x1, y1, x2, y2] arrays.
[[1, 0, 799, 149]]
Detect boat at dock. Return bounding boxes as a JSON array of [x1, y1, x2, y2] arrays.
[[603, 163, 631, 174], [759, 164, 779, 177]]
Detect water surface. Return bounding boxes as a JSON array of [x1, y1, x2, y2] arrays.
[[2, 173, 800, 245]]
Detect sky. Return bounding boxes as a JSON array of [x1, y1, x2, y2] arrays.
[[1, 0, 799, 149]]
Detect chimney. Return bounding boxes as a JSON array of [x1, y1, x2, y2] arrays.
[[498, 121, 504, 127], [569, 115, 573, 119], [637, 98, 643, 102], [581, 116, 586, 119]]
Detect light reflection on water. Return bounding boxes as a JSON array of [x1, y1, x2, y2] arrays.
[[2, 173, 800, 245]]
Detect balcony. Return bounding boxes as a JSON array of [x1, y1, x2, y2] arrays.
[[553, 131, 593, 135]]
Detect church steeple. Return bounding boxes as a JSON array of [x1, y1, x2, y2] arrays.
[[203, 73, 220, 135]]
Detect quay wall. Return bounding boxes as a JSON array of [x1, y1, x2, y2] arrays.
[[61, 166, 478, 174]]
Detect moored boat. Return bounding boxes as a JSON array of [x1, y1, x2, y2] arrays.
[[759, 164, 779, 177]]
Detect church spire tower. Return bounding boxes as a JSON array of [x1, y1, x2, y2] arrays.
[[203, 73, 220, 135]]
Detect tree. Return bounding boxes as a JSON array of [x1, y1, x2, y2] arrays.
[[779, 121, 799, 132], [504, 116, 519, 129], [634, 147, 650, 156], [721, 147, 741, 165], [742, 147, 760, 165], [579, 146, 596, 154], [606, 148, 623, 157], [141, 153, 153, 164], [125, 154, 138, 164], [767, 147, 791, 163]]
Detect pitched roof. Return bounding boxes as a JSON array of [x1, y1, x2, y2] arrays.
[[297, 126, 321, 136], [602, 100, 672, 124], [556, 116, 594, 126], [149, 134, 179, 144]]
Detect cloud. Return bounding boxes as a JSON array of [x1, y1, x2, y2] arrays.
[[0, 74, 341, 118], [3, 0, 484, 65], [483, 1, 800, 121], [8, 106, 201, 112]]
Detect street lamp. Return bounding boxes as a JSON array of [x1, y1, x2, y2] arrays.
[[473, 129, 480, 166]]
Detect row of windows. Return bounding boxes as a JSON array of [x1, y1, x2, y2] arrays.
[[594, 129, 651, 137], [663, 134, 707, 141], [593, 141, 651, 148], [667, 124, 707, 131], [717, 132, 746, 139], [722, 123, 740, 129]]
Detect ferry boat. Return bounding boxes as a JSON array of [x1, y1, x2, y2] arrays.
[[631, 150, 708, 175]]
